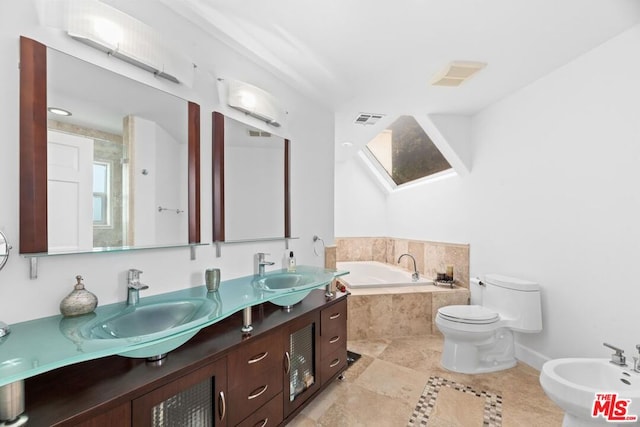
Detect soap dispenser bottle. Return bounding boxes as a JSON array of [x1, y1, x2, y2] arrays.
[[60, 275, 98, 317], [287, 251, 297, 272]]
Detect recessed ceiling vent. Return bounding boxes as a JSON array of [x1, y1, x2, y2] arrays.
[[354, 113, 385, 125], [431, 61, 487, 87], [248, 130, 272, 137]]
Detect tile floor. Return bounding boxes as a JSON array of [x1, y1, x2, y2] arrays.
[[288, 335, 564, 426]]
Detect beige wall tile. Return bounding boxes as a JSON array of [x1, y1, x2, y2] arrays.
[[391, 292, 432, 337], [372, 238, 387, 263], [324, 245, 337, 269], [407, 241, 425, 273], [348, 294, 393, 340]]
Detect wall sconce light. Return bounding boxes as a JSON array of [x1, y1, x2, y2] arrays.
[[226, 79, 285, 127]]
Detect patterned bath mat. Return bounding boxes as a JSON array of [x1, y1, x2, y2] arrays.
[[408, 376, 502, 426]]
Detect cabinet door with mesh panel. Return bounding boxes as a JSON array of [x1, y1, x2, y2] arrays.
[[283, 313, 321, 417], [132, 358, 227, 427]]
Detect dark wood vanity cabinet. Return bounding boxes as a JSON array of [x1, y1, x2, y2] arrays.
[[319, 299, 348, 384], [24, 291, 348, 427], [132, 358, 228, 426], [228, 331, 284, 426]]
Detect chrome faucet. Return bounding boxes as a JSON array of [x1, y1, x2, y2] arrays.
[[604, 342, 627, 366], [127, 269, 149, 306], [633, 345, 640, 373], [255, 253, 275, 277], [397, 253, 419, 282]]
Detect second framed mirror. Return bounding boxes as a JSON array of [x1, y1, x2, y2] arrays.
[[212, 112, 290, 242]]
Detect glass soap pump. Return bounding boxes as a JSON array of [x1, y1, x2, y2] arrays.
[[60, 275, 98, 317]]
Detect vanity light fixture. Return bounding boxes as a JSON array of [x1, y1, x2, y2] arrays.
[[63, 0, 183, 84], [47, 107, 72, 116], [226, 79, 284, 127]]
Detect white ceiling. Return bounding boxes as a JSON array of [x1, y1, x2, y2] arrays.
[[112, 0, 640, 154]]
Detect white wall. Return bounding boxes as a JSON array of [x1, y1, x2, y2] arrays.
[[0, 0, 334, 324], [336, 23, 640, 365]]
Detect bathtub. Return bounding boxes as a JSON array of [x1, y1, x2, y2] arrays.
[[337, 261, 433, 288]]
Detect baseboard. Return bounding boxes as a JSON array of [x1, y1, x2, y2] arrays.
[[515, 342, 550, 371]]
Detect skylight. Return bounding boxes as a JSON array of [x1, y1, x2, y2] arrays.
[[365, 115, 451, 186]]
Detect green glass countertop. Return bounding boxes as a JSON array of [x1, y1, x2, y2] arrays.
[[0, 266, 348, 387]]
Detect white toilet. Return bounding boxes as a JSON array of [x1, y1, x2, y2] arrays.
[[435, 274, 542, 374]]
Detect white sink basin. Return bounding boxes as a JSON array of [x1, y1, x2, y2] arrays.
[[540, 358, 640, 426]]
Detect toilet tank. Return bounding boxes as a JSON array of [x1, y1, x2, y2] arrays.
[[482, 274, 542, 333]]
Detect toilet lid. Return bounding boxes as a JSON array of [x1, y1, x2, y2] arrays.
[[438, 305, 499, 324]]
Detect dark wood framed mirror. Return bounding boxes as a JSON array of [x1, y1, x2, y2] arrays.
[[19, 36, 200, 255], [212, 111, 290, 242]]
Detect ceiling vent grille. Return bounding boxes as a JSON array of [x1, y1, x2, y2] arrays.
[[248, 130, 272, 137], [431, 61, 487, 87], [354, 113, 385, 125]]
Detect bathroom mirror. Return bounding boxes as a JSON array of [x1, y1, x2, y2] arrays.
[[212, 112, 290, 242], [20, 37, 201, 254]]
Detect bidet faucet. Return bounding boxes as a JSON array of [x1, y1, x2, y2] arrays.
[[127, 269, 149, 306], [603, 342, 627, 366], [397, 253, 419, 282], [255, 253, 275, 277], [633, 345, 640, 373]]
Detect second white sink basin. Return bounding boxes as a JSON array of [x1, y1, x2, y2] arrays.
[[540, 358, 640, 426]]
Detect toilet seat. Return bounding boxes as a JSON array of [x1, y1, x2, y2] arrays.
[[438, 305, 499, 325]]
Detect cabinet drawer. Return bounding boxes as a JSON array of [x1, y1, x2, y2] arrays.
[[320, 347, 348, 385], [236, 392, 283, 427], [321, 299, 347, 337], [228, 332, 283, 390], [228, 366, 282, 426], [320, 322, 347, 360]]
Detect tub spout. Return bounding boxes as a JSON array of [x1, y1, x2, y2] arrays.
[[397, 253, 419, 282]]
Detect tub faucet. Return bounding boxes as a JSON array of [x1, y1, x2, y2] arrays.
[[255, 253, 275, 277], [127, 269, 149, 306], [397, 253, 419, 282]]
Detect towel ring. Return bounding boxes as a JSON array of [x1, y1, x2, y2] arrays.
[[0, 230, 11, 272], [312, 235, 325, 257]]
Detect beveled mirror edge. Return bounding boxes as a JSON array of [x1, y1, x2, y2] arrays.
[[19, 36, 201, 255], [212, 111, 291, 243]]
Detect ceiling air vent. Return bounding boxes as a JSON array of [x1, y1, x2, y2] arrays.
[[354, 113, 385, 125], [248, 130, 272, 137], [431, 61, 487, 87]]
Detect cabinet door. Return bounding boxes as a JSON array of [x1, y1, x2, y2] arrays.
[[132, 358, 228, 427], [283, 312, 321, 417]]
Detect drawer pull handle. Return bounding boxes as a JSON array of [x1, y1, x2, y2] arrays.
[[248, 351, 269, 364], [284, 351, 291, 374], [329, 358, 341, 368], [329, 313, 341, 320], [329, 335, 340, 344], [218, 391, 226, 421], [255, 418, 269, 427], [248, 384, 268, 400]]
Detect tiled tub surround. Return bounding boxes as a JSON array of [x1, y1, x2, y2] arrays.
[[336, 237, 470, 288], [346, 284, 469, 338]]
